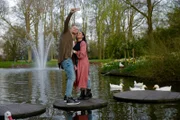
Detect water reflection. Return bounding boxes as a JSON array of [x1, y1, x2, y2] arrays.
[[31, 69, 50, 104], [0, 66, 180, 119], [66, 110, 92, 120], [0, 71, 8, 103], [100, 75, 180, 120]]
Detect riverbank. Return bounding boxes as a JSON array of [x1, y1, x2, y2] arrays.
[[1, 59, 179, 83], [100, 58, 180, 83], [0, 59, 110, 68]]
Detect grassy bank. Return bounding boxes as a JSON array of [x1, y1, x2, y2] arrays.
[[0, 60, 58, 68], [0, 59, 110, 68], [0, 61, 33, 68], [100, 55, 180, 82]]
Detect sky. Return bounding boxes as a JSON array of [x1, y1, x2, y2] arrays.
[[7, 0, 16, 7], [0, 0, 16, 36], [0, 0, 16, 54], [0, 0, 83, 38]]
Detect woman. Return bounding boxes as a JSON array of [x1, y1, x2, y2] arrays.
[[72, 31, 92, 100]]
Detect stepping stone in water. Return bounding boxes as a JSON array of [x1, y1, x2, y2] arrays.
[[0, 103, 46, 120], [113, 90, 180, 103], [53, 98, 108, 111]]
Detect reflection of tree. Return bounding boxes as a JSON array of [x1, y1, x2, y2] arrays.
[[0, 72, 8, 103], [153, 104, 178, 119], [90, 65, 100, 98], [101, 75, 180, 120], [108, 100, 179, 119]]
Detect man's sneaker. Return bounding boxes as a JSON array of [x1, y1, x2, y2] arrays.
[[67, 97, 80, 105], [64, 95, 67, 102]]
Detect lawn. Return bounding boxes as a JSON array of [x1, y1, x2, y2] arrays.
[[0, 59, 110, 68]]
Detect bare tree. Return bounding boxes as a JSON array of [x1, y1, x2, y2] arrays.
[[123, 0, 163, 41], [0, 0, 8, 19]]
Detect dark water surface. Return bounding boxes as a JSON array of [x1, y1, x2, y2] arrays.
[[0, 65, 180, 120]]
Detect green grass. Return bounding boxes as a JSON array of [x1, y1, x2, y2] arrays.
[[0, 61, 33, 68], [46, 59, 58, 67], [89, 59, 112, 63], [0, 59, 109, 68]]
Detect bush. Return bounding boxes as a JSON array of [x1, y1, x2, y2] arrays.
[[101, 61, 120, 73]]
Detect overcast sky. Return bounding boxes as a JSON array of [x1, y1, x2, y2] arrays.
[[0, 0, 16, 37], [7, 0, 16, 7]]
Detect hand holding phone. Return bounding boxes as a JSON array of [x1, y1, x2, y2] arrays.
[[70, 8, 80, 13]]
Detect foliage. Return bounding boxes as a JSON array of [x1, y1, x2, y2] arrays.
[[88, 40, 99, 59], [128, 53, 180, 82], [2, 26, 27, 61], [122, 58, 153, 78], [124, 6, 180, 81], [132, 37, 148, 57], [105, 33, 126, 59], [149, 54, 180, 81], [89, 59, 112, 63], [101, 61, 120, 73], [168, 7, 180, 29], [100, 58, 137, 73]]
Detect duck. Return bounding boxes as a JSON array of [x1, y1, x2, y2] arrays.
[[110, 83, 124, 90], [110, 87, 123, 91], [134, 81, 143, 88], [129, 85, 147, 91], [119, 62, 124, 68], [4, 111, 13, 120], [153, 84, 171, 91]]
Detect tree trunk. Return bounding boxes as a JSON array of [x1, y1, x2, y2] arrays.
[[147, 0, 153, 41], [25, 2, 32, 62], [50, 0, 54, 60]]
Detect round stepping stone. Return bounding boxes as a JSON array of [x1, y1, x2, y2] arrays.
[[0, 104, 46, 120], [53, 98, 108, 111], [113, 90, 180, 103]]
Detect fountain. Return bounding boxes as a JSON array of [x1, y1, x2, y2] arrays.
[[29, 20, 54, 69], [0, 65, 180, 119]]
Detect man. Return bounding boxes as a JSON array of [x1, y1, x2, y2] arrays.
[[58, 8, 80, 105]]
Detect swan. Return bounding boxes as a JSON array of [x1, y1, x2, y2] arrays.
[[110, 83, 124, 90], [134, 81, 143, 88], [119, 62, 124, 68], [4, 111, 13, 120], [130, 85, 147, 91], [153, 84, 171, 91], [110, 87, 123, 91]]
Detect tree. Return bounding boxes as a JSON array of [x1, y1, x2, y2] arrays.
[[2, 26, 27, 61], [123, 0, 163, 41], [0, 0, 8, 25]]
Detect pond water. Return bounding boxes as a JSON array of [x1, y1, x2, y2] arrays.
[[0, 65, 180, 120]]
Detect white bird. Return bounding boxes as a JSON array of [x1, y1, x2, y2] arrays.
[[134, 81, 143, 88], [119, 62, 124, 68], [130, 85, 147, 91], [110, 83, 124, 90], [4, 111, 13, 120], [153, 84, 171, 91]]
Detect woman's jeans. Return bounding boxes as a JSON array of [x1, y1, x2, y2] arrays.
[[87, 76, 91, 89], [61, 58, 76, 97]]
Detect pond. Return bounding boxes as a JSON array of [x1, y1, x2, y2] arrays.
[[0, 65, 180, 120]]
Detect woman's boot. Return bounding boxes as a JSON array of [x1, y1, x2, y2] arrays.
[[78, 89, 85, 100], [84, 89, 92, 100]]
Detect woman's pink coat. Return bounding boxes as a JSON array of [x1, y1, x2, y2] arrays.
[[74, 41, 89, 89]]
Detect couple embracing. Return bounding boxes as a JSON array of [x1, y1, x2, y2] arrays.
[[58, 8, 92, 105]]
